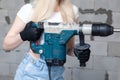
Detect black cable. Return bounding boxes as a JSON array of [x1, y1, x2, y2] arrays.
[[48, 66, 51, 80]]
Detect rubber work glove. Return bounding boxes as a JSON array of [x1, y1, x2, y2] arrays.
[[20, 21, 44, 41]]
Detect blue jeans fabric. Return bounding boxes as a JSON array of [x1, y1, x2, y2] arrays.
[[14, 53, 64, 80], [50, 66, 64, 80]]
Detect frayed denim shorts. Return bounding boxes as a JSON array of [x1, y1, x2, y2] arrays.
[[14, 53, 64, 80]]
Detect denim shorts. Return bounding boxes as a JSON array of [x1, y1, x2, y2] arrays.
[[14, 53, 64, 80]]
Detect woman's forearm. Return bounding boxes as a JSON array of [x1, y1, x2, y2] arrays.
[[3, 16, 26, 51], [3, 34, 23, 51]]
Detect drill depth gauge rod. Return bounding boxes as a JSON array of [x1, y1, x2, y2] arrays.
[[30, 22, 120, 67]]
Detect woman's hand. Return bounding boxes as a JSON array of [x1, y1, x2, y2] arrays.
[[20, 21, 44, 41]]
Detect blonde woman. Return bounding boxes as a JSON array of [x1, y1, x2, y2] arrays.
[[3, 0, 79, 80]]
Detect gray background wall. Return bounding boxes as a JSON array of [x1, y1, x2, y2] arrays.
[[0, 0, 120, 80]]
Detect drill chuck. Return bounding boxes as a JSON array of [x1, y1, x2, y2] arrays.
[[92, 24, 114, 36], [80, 23, 114, 36]]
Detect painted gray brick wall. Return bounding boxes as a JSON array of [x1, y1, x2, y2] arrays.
[[0, 0, 120, 80]]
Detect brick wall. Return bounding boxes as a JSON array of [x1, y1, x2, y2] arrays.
[[0, 0, 120, 80]]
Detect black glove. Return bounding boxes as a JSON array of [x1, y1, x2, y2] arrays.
[[74, 44, 91, 67], [20, 21, 44, 41], [76, 49, 90, 67]]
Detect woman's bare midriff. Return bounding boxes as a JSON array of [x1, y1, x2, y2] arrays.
[[29, 49, 40, 59]]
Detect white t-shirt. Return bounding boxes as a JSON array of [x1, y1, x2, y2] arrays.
[[17, 3, 79, 44], [17, 3, 79, 23]]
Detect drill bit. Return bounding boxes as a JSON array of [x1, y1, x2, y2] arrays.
[[114, 28, 120, 32]]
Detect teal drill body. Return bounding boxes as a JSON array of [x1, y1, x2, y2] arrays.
[[30, 22, 78, 66]]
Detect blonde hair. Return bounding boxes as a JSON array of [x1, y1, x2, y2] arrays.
[[59, 0, 75, 22], [32, 0, 75, 22]]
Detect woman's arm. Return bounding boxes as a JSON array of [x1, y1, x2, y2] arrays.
[[66, 37, 75, 56], [3, 16, 26, 51], [67, 14, 79, 56]]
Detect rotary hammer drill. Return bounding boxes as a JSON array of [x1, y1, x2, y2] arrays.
[[30, 22, 120, 67]]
